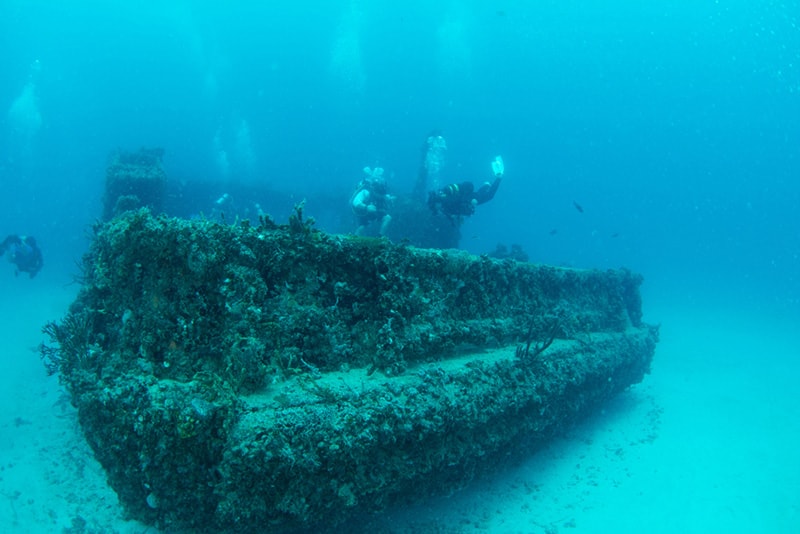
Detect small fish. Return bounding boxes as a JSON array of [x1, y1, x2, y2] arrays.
[[572, 201, 584, 213], [549, 228, 558, 236], [611, 232, 620, 238]]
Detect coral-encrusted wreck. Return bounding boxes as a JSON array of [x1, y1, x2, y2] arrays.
[[42, 208, 658, 533]]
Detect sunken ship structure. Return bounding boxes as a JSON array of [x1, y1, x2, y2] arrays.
[[42, 151, 659, 532]]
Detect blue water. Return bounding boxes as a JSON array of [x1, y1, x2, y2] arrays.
[[0, 1, 798, 532]]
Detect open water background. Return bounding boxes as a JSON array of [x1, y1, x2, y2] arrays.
[[0, 1, 798, 532]]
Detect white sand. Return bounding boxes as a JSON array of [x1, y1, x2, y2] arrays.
[[372, 306, 800, 533], [1, 278, 797, 533]]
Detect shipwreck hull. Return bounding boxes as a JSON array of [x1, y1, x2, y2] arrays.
[[46, 209, 658, 532]]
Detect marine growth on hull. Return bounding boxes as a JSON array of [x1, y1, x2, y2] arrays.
[[41, 150, 659, 533]]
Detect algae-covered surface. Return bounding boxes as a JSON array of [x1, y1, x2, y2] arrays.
[[41, 208, 658, 532]]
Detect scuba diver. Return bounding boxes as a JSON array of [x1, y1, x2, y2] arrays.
[[351, 166, 395, 236], [0, 234, 43, 278], [428, 156, 505, 222]]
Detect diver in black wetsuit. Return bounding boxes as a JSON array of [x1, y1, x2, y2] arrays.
[[0, 234, 43, 278], [427, 156, 504, 221]]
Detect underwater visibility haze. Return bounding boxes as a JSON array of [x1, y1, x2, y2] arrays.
[[0, 0, 798, 532]]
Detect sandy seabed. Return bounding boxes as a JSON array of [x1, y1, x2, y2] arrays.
[[1, 278, 797, 533]]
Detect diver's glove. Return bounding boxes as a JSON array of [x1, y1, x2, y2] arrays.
[[491, 156, 504, 178]]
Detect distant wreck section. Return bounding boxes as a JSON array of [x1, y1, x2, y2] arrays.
[[42, 207, 658, 533], [102, 147, 166, 220]]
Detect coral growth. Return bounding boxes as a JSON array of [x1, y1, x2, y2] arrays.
[[42, 208, 658, 532]]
